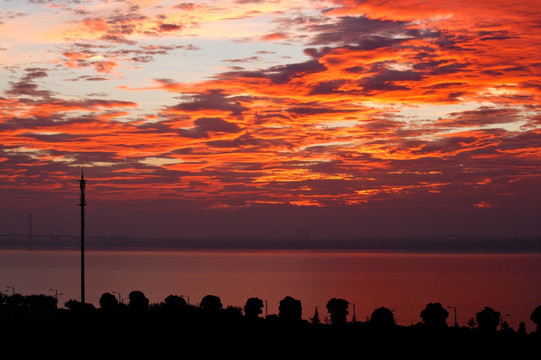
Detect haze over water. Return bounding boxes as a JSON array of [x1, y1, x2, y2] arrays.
[[2, 249, 540, 332]]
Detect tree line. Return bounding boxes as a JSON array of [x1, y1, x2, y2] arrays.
[[2, 292, 540, 356], [2, 290, 541, 336]]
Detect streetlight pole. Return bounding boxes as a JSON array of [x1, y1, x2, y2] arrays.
[[113, 292, 122, 304], [180, 295, 190, 305], [49, 289, 62, 307]]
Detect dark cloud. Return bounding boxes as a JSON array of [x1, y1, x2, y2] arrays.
[[308, 79, 348, 95], [158, 23, 183, 32], [359, 69, 423, 93], [6, 82, 52, 98], [423, 82, 469, 89], [140, 115, 242, 139], [219, 59, 327, 84], [99, 34, 137, 45], [286, 103, 358, 115], [174, 3, 199, 10], [207, 132, 265, 148], [305, 16, 408, 46], [169, 90, 249, 117], [439, 107, 522, 128], [189, 117, 242, 137], [5, 68, 53, 98], [477, 30, 517, 41]]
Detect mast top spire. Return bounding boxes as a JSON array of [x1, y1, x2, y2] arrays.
[[79, 164, 86, 201]]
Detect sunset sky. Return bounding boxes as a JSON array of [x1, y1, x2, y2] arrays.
[[1, 0, 540, 240]]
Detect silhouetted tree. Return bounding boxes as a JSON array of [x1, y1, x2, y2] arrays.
[[223, 306, 243, 322], [476, 307, 500, 333], [163, 295, 187, 312], [326, 298, 349, 326], [201, 294, 222, 315], [23, 295, 57, 312], [310, 307, 321, 325], [5, 294, 24, 307], [279, 296, 302, 322], [517, 322, 527, 336], [501, 319, 511, 331], [64, 299, 77, 310], [467, 317, 477, 329], [530, 305, 541, 333], [370, 307, 396, 329], [420, 302, 448, 329], [128, 291, 149, 313], [99, 292, 119, 313], [244, 297, 264, 320]]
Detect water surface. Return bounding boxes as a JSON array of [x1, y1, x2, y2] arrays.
[[1, 249, 540, 331]]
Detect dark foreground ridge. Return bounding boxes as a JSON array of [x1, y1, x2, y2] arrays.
[[1, 292, 540, 357]]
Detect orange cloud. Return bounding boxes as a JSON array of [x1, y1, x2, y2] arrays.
[[474, 201, 495, 208], [84, 18, 109, 32], [261, 32, 289, 41]]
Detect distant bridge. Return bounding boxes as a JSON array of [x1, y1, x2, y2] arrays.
[[0, 233, 150, 250]]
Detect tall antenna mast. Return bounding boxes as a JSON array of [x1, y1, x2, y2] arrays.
[[28, 213, 33, 251], [79, 166, 87, 304]]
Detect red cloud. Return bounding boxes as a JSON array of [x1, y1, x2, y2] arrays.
[[84, 18, 109, 32], [261, 32, 288, 41], [93, 60, 118, 74]]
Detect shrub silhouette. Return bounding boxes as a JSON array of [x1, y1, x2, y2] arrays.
[[128, 291, 149, 313], [244, 297, 264, 319], [99, 292, 119, 313], [200, 294, 222, 315], [24, 295, 57, 312], [163, 295, 187, 310], [420, 302, 449, 329], [5, 293, 24, 307], [1, 294, 57, 314], [476, 307, 500, 333], [279, 296, 302, 322], [326, 298, 349, 326], [64, 299, 96, 312], [370, 307, 396, 329], [222, 306, 243, 322]]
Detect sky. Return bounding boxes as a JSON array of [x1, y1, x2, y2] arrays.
[[0, 0, 540, 241]]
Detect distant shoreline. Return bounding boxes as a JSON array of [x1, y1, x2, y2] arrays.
[[1, 235, 540, 253]]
